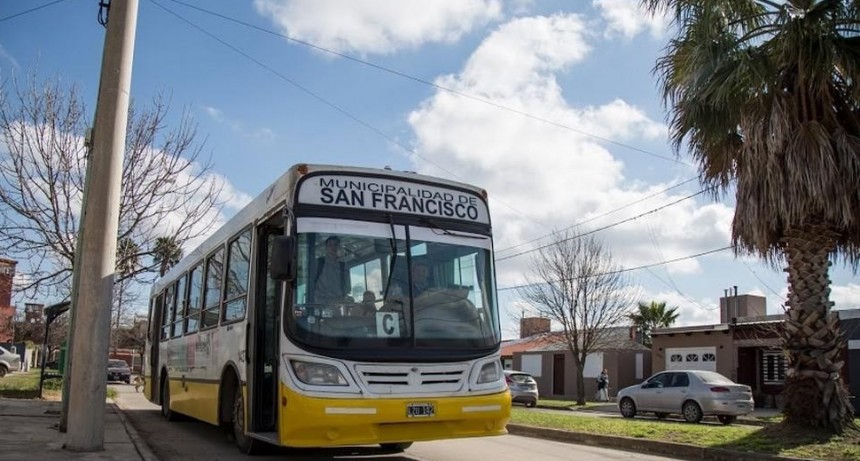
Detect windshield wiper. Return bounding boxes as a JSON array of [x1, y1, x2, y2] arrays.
[[419, 217, 488, 239]]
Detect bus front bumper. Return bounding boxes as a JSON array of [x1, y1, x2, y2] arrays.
[[278, 385, 511, 447]]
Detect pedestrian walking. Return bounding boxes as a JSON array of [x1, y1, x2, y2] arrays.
[[597, 369, 609, 402]]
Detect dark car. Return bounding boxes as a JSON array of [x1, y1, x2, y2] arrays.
[[107, 359, 131, 384], [504, 370, 539, 407]]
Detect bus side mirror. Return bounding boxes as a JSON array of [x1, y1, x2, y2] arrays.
[[270, 236, 295, 281]]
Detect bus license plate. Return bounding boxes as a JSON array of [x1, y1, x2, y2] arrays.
[[406, 403, 435, 418]]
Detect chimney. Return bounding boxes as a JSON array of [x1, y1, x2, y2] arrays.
[[520, 317, 551, 338]]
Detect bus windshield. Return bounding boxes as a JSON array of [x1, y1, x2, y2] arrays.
[[288, 218, 500, 352]]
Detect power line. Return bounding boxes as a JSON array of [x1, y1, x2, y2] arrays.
[[496, 176, 698, 255], [0, 0, 68, 23], [164, 0, 689, 166], [151, 1, 704, 251], [644, 267, 719, 311], [497, 246, 734, 292], [742, 260, 786, 301], [496, 188, 709, 262]]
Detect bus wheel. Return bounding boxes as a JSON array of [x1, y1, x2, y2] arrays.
[[380, 442, 413, 452], [232, 389, 264, 455], [161, 377, 180, 421]]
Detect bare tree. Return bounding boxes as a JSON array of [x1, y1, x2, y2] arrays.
[[0, 73, 224, 299], [518, 231, 637, 405]]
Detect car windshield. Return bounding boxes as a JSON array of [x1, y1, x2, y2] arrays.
[[108, 360, 128, 368], [695, 371, 733, 384], [287, 218, 500, 352]]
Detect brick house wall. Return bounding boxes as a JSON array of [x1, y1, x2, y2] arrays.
[[0, 259, 17, 343]]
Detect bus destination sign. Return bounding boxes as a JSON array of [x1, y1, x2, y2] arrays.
[[298, 174, 490, 225]]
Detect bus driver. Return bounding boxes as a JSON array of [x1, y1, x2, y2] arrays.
[[313, 236, 350, 305]]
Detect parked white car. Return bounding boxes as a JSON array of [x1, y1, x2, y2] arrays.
[[0, 345, 21, 378], [616, 370, 753, 424]]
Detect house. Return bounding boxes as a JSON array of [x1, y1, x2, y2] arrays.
[[0, 258, 17, 343], [501, 317, 651, 400], [651, 293, 858, 409]]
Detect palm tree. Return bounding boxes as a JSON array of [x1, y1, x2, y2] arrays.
[[152, 236, 182, 277], [643, 0, 859, 432], [627, 301, 680, 347]]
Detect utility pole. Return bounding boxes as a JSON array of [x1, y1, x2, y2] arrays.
[[64, 0, 138, 451]]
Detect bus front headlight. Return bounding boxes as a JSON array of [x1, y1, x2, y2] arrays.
[[477, 361, 501, 384], [291, 360, 348, 386]]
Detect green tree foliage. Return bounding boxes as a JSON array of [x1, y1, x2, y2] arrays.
[[627, 300, 679, 347]]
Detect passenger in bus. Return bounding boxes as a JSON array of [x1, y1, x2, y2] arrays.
[[313, 236, 350, 305], [410, 262, 431, 297], [357, 290, 378, 316], [387, 262, 432, 301]]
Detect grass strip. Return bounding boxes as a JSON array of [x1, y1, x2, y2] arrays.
[[511, 408, 860, 461]]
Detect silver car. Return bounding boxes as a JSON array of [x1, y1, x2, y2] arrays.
[[505, 370, 538, 408], [0, 345, 21, 378], [617, 370, 753, 424]]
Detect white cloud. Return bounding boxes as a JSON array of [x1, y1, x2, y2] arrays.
[[833, 283, 860, 311], [642, 290, 721, 327], [407, 13, 731, 302], [592, 0, 669, 39], [254, 0, 503, 55]]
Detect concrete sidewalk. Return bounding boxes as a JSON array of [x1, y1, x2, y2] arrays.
[[0, 397, 155, 461]]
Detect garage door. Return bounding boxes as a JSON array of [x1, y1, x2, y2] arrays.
[[665, 347, 717, 371]]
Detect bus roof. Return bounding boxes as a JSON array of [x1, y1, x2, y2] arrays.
[[152, 164, 488, 293]]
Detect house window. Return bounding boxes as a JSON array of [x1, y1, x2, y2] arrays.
[[762, 350, 787, 384], [685, 353, 699, 362], [702, 353, 716, 362], [670, 354, 683, 362]]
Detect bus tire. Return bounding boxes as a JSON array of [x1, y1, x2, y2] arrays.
[[380, 442, 413, 452], [233, 388, 264, 455], [161, 376, 180, 421]]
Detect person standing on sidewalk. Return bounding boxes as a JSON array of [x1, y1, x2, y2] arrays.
[[597, 369, 609, 402]]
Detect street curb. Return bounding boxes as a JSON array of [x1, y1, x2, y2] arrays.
[[506, 424, 814, 461], [111, 401, 160, 461]]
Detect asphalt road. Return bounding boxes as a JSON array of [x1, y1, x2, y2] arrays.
[[112, 384, 683, 461]]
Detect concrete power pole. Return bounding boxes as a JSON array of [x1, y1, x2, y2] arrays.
[[65, 0, 138, 451]]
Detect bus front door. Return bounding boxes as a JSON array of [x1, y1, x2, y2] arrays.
[[248, 223, 283, 436]]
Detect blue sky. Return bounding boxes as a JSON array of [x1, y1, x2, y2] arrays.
[[2, 0, 858, 338]]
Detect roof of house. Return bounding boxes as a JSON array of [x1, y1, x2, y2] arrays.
[[501, 326, 649, 357]]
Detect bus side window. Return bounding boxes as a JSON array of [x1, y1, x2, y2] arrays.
[[185, 263, 203, 334], [162, 283, 175, 340], [201, 248, 224, 329], [172, 275, 186, 338], [156, 293, 167, 340], [223, 229, 252, 322]]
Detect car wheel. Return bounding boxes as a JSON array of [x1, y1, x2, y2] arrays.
[[0, 365, 7, 378], [655, 412, 669, 419], [526, 400, 537, 408], [233, 388, 265, 455], [161, 377, 180, 421], [619, 398, 637, 418], [380, 442, 413, 452], [717, 415, 737, 425], [682, 401, 703, 423]]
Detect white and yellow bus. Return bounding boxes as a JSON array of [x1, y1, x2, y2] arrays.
[[144, 164, 510, 454]]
